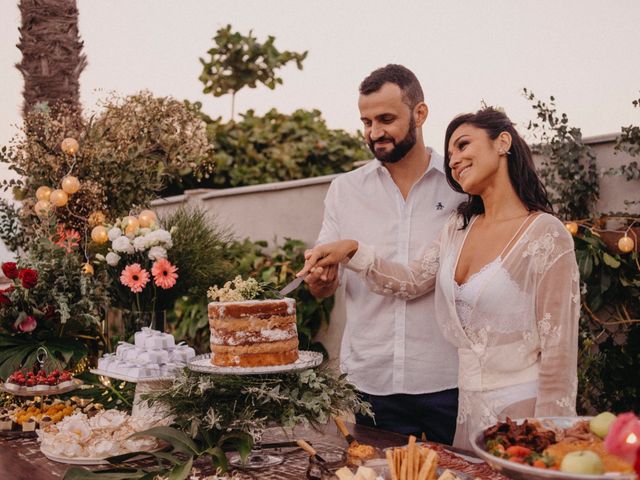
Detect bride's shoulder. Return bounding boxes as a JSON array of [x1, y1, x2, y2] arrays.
[[528, 212, 574, 244]]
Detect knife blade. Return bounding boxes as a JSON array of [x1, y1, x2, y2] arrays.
[[278, 274, 307, 297]]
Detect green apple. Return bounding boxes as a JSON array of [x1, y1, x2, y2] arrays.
[[560, 451, 605, 475], [589, 411, 617, 438]]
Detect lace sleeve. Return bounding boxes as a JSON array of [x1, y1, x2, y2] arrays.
[[534, 249, 580, 417], [344, 234, 442, 300]]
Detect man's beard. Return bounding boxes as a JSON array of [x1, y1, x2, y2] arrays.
[[367, 117, 417, 164]]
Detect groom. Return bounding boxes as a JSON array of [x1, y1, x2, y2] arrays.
[[305, 64, 464, 444]]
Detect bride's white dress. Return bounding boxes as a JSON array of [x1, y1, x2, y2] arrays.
[[346, 213, 580, 449]]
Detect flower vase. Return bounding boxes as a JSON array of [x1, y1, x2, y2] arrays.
[[135, 310, 166, 332]]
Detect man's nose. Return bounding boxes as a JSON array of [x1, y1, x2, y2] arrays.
[[370, 123, 385, 141]]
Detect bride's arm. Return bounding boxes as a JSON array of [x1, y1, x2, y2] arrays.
[[299, 223, 446, 300], [345, 239, 441, 299], [534, 247, 581, 417]]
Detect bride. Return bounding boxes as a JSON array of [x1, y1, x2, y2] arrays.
[[299, 107, 580, 449]]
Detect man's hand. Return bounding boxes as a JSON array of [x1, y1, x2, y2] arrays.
[[304, 262, 339, 298]]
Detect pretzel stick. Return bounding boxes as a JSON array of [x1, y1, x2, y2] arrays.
[[386, 448, 398, 480]]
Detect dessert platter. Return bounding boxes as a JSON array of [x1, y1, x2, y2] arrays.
[[471, 415, 637, 479], [90, 327, 196, 382], [1, 367, 82, 396], [189, 296, 323, 374], [37, 408, 170, 464], [0, 397, 102, 438]]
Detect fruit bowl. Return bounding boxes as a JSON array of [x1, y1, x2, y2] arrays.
[[470, 417, 637, 480]]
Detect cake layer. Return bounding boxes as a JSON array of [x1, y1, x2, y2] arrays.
[[210, 324, 297, 346], [209, 315, 295, 332], [211, 337, 298, 355], [211, 349, 299, 367], [208, 298, 295, 318]]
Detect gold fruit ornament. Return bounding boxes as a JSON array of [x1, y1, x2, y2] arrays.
[[35, 186, 52, 201], [618, 235, 635, 253], [81, 263, 94, 275], [88, 211, 106, 227], [138, 209, 157, 228], [91, 226, 108, 244], [61, 175, 80, 195], [565, 222, 579, 236], [122, 216, 140, 235], [49, 189, 69, 207], [34, 200, 51, 217], [60, 137, 79, 155]]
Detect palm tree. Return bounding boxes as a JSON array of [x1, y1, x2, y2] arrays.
[[15, 0, 87, 118]]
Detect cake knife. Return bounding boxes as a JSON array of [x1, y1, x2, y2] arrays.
[[278, 273, 307, 297]]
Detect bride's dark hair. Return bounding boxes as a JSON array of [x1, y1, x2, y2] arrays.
[[444, 107, 553, 229]]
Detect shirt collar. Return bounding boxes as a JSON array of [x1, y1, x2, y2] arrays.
[[368, 147, 446, 176]]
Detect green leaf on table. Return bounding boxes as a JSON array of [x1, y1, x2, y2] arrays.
[[64, 467, 147, 480], [168, 457, 193, 480], [132, 426, 199, 455], [205, 446, 228, 472]]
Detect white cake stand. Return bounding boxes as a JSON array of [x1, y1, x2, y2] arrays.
[[188, 350, 324, 469], [187, 350, 323, 375], [89, 368, 177, 418]]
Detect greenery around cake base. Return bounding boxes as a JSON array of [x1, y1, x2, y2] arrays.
[[66, 366, 371, 479]]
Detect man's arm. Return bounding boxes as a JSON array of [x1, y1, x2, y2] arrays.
[[306, 181, 341, 299]]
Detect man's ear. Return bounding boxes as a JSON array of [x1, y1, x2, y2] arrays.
[[414, 102, 428, 127]]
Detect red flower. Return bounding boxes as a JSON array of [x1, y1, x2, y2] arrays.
[[2, 262, 18, 279], [18, 268, 38, 289], [18, 316, 37, 333]]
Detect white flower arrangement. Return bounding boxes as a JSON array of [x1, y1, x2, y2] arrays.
[[207, 275, 263, 302], [37, 409, 170, 459]]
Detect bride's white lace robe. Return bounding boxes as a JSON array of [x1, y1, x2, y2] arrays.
[[346, 213, 580, 449]]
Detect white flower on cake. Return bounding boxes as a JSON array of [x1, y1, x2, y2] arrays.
[[207, 275, 263, 302], [89, 409, 128, 429]]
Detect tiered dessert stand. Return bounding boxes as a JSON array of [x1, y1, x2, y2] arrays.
[[0, 348, 83, 437], [187, 350, 324, 469]]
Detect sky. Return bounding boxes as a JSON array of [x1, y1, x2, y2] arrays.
[[0, 0, 639, 258]]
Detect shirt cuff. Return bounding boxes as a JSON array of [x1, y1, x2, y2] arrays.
[[346, 243, 375, 272]]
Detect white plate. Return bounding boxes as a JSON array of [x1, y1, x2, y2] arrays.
[[188, 351, 323, 375], [0, 379, 83, 396], [41, 446, 163, 465], [89, 369, 177, 383], [470, 416, 637, 480]]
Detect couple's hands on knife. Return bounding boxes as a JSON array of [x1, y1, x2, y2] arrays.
[[297, 240, 359, 288]]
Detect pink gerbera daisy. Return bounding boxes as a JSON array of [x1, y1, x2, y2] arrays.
[[151, 258, 178, 289], [120, 263, 150, 293]]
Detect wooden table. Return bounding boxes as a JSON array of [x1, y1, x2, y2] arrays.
[[0, 422, 506, 480]]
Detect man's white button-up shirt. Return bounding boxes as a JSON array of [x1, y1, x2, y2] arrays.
[[316, 149, 466, 395]]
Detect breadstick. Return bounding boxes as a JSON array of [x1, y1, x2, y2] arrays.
[[386, 448, 398, 480]]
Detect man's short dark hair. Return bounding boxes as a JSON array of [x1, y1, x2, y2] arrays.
[[359, 64, 424, 109]]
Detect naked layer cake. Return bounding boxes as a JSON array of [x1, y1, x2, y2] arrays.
[[208, 298, 299, 367]]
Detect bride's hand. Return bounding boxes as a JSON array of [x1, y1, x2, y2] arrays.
[[296, 240, 359, 277]]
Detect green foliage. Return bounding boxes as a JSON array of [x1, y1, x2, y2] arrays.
[[523, 89, 599, 219], [68, 367, 370, 478], [0, 199, 24, 253], [0, 92, 213, 242], [573, 229, 640, 413], [164, 107, 369, 194], [159, 207, 239, 301], [199, 24, 307, 116]]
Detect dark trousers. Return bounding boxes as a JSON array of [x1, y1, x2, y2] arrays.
[[355, 388, 458, 445]]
